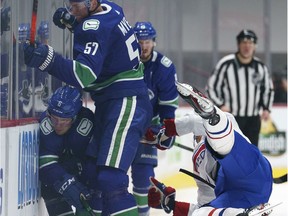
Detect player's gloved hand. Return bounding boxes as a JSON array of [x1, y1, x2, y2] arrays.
[[54, 173, 93, 212], [148, 177, 176, 214], [163, 118, 178, 136], [23, 41, 56, 71], [53, 8, 78, 32], [142, 123, 175, 150]]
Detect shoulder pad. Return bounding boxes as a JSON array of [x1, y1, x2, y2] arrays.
[[161, 56, 172, 68], [77, 118, 93, 136], [40, 117, 54, 135]]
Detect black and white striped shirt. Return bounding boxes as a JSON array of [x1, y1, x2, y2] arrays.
[[207, 53, 274, 117]]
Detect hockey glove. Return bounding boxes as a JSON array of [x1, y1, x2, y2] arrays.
[[163, 118, 178, 137], [148, 177, 176, 214], [53, 173, 92, 212], [53, 8, 78, 32], [143, 124, 174, 150], [23, 41, 56, 72]]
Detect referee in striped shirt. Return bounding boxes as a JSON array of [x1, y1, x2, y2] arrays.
[[207, 29, 274, 147]]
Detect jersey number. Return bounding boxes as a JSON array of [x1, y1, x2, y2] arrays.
[[126, 34, 140, 61], [84, 42, 99, 55], [83, 35, 139, 61]]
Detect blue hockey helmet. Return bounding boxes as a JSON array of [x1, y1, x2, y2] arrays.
[[134, 22, 157, 41], [65, 0, 102, 9], [236, 29, 257, 44], [48, 85, 82, 118], [37, 21, 49, 41], [18, 23, 30, 41]]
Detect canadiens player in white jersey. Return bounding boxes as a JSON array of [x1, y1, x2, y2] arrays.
[[147, 81, 273, 216]]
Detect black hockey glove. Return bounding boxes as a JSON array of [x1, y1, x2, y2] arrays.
[[53, 173, 93, 213], [23, 41, 56, 72], [53, 8, 78, 32]]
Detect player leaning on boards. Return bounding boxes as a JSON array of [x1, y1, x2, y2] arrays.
[[147, 81, 273, 216], [23, 0, 152, 215], [207, 30, 274, 147], [39, 85, 98, 216], [131, 22, 178, 216]]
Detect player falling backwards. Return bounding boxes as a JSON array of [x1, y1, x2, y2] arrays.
[[147, 81, 273, 216], [23, 0, 152, 215]]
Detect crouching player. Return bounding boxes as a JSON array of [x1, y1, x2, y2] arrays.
[[147, 81, 273, 216], [39, 85, 100, 216]]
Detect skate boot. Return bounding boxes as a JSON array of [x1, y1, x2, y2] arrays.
[[175, 81, 219, 125], [237, 203, 273, 216]]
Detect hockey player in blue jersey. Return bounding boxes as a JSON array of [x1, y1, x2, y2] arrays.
[[23, 0, 152, 215], [132, 21, 178, 215], [39, 85, 98, 216], [147, 81, 273, 216]]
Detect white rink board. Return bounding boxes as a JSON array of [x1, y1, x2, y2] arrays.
[[0, 124, 40, 216]]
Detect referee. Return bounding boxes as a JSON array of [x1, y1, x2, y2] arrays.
[[207, 29, 274, 146]]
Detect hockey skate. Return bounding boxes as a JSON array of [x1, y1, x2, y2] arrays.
[[238, 203, 273, 216], [175, 81, 219, 124]]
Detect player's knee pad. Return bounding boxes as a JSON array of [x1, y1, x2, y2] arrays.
[[96, 166, 129, 191]]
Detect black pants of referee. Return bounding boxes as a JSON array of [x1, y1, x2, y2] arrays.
[[235, 115, 261, 147]]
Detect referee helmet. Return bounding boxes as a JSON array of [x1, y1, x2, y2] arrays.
[[236, 29, 257, 44]]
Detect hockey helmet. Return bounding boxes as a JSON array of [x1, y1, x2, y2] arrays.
[[48, 85, 82, 118], [18, 23, 30, 41], [134, 22, 157, 41], [37, 21, 49, 41], [65, 0, 102, 8], [236, 29, 257, 44]]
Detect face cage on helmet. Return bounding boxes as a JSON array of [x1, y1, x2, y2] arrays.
[[47, 110, 77, 126], [64, 0, 90, 14]]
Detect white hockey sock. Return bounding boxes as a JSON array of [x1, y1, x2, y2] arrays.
[[192, 206, 244, 216], [203, 107, 234, 155]]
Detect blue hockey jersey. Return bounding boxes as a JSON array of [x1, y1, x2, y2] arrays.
[[49, 0, 147, 103], [143, 51, 178, 123], [39, 107, 95, 186]]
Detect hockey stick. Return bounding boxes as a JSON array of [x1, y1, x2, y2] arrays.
[[180, 167, 287, 187], [273, 173, 287, 184], [80, 194, 97, 216], [179, 168, 215, 189], [30, 0, 38, 45], [174, 142, 194, 152]]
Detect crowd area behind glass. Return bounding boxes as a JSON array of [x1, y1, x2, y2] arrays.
[[0, 0, 287, 120]]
